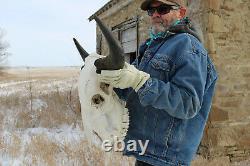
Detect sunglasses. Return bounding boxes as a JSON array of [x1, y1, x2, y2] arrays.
[[147, 5, 180, 16]]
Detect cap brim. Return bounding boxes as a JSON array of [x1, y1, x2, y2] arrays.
[[141, 0, 178, 11]]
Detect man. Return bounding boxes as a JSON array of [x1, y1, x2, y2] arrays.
[[98, 0, 218, 165]]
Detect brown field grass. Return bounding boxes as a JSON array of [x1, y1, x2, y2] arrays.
[[0, 67, 82, 129], [0, 67, 136, 166]]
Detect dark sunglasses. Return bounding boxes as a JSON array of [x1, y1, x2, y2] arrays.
[[147, 5, 180, 16]]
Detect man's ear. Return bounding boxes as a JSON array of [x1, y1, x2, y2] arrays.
[[179, 7, 187, 18]]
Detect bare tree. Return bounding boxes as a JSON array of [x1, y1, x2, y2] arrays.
[[0, 28, 10, 73]]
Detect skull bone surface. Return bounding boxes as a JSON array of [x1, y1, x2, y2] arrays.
[[78, 53, 129, 147], [74, 16, 129, 149]]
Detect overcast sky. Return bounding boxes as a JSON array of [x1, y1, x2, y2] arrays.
[[0, 0, 108, 67]]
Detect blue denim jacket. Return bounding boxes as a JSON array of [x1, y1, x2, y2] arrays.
[[115, 32, 218, 166]]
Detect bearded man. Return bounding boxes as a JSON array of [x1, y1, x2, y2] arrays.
[[97, 0, 218, 165]]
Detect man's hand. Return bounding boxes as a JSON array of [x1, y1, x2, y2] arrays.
[[98, 62, 150, 92]]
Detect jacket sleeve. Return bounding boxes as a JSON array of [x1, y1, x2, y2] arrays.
[[137, 50, 208, 119]]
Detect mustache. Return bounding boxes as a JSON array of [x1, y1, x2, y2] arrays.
[[152, 18, 164, 23]]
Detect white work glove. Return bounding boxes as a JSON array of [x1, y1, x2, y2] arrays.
[[98, 62, 150, 92]]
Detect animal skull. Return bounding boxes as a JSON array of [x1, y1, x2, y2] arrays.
[[73, 16, 129, 148]]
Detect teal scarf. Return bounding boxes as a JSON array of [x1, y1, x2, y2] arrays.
[[146, 30, 167, 46]]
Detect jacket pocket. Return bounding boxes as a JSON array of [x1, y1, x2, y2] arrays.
[[149, 57, 171, 81]]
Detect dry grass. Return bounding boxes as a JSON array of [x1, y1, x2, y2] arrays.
[[0, 67, 86, 165], [0, 67, 82, 129], [0, 67, 136, 165]]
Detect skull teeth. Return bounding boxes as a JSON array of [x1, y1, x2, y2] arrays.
[[119, 108, 129, 139]]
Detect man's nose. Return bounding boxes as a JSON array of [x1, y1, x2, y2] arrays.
[[152, 11, 161, 17]]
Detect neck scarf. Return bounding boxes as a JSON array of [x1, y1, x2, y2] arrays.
[[146, 17, 199, 46]]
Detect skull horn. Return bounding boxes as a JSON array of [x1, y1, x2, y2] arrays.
[[73, 38, 89, 62], [93, 15, 125, 73]]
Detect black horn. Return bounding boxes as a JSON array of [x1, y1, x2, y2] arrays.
[[93, 16, 125, 73], [73, 38, 89, 62]]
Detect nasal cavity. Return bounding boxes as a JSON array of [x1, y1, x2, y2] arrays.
[[91, 94, 105, 105]]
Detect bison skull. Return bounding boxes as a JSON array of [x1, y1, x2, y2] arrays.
[[74, 16, 129, 148]]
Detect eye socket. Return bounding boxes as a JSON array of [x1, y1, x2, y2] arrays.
[[91, 94, 105, 106], [100, 82, 110, 95]]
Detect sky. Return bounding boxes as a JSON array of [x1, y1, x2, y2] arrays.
[[0, 0, 109, 67]]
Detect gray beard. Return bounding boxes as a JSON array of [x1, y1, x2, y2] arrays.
[[151, 22, 169, 34]]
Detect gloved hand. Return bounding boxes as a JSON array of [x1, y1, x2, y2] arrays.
[[98, 62, 150, 92]]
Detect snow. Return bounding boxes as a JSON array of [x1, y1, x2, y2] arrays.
[[0, 80, 38, 88], [0, 77, 78, 97], [0, 126, 85, 166], [26, 99, 48, 110]]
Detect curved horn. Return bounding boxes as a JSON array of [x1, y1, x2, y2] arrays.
[[73, 38, 89, 62], [93, 16, 125, 73]]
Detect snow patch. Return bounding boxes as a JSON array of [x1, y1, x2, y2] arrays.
[[0, 125, 85, 166]]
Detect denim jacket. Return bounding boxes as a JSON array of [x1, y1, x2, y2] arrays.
[[115, 31, 218, 165]]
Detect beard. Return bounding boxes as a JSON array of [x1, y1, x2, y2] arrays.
[[151, 23, 167, 34], [151, 20, 169, 34]]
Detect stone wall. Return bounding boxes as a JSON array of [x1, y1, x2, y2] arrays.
[[198, 0, 250, 162], [95, 0, 250, 163]]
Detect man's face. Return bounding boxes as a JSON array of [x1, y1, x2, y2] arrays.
[[149, 1, 182, 34]]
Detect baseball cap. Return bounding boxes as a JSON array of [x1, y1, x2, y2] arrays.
[[141, 0, 185, 10]]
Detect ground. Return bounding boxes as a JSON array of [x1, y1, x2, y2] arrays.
[[0, 67, 249, 166]]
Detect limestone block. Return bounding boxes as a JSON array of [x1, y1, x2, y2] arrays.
[[238, 135, 250, 147], [228, 111, 250, 122], [209, 106, 229, 122], [221, 0, 234, 11], [233, 83, 249, 91], [227, 150, 245, 155], [192, 156, 231, 166], [208, 13, 229, 33], [230, 156, 248, 162], [208, 0, 222, 10], [220, 99, 243, 108]]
